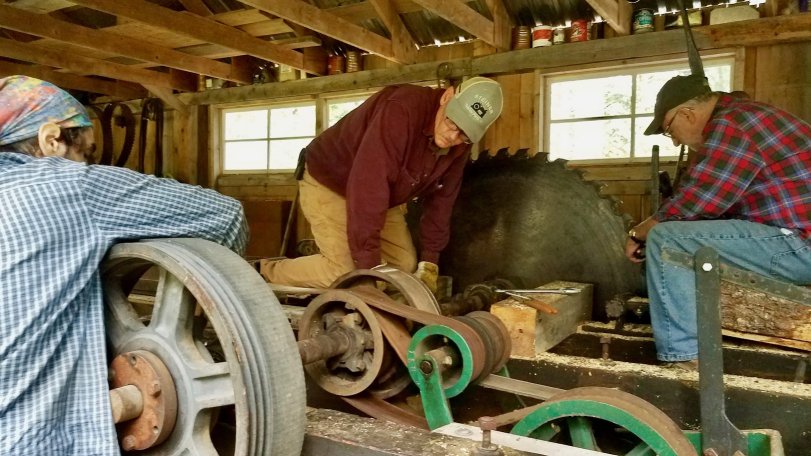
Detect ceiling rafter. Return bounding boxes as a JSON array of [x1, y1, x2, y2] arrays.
[[410, 0, 503, 50], [0, 37, 197, 91], [238, 0, 413, 65], [586, 0, 632, 36], [68, 0, 323, 75], [0, 60, 147, 99], [0, 4, 253, 84], [178, 0, 213, 16], [368, 0, 418, 63]]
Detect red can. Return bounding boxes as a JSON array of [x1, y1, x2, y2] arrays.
[[570, 19, 589, 42]]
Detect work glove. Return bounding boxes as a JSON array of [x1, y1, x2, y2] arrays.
[[414, 261, 439, 295]]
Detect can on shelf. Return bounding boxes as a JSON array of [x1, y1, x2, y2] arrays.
[[512, 26, 531, 50], [531, 25, 553, 47], [633, 9, 655, 34], [570, 19, 589, 42], [553, 27, 567, 44]]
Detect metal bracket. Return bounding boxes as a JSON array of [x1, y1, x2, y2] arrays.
[[694, 246, 749, 456]]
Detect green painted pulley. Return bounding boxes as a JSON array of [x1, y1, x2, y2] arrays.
[[407, 324, 475, 398], [512, 387, 698, 456]]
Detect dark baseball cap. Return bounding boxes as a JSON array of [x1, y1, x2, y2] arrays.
[[644, 74, 711, 135]]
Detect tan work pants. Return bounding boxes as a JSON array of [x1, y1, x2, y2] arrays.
[[261, 170, 417, 288]]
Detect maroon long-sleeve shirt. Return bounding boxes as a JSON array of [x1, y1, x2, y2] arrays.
[[305, 85, 470, 269]]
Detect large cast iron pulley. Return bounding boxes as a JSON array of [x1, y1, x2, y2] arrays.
[[103, 238, 306, 456]]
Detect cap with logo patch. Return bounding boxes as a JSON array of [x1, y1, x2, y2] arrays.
[[445, 76, 503, 143], [644, 74, 711, 136]]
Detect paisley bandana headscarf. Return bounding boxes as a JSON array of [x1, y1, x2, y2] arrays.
[[0, 75, 92, 146]]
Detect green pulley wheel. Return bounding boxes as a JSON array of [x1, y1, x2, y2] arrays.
[[512, 387, 698, 456]]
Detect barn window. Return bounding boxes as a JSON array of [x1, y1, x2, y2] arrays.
[[326, 94, 370, 128], [544, 57, 734, 161], [222, 102, 316, 172]]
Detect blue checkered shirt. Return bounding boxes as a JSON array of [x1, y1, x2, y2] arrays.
[[0, 153, 247, 456]]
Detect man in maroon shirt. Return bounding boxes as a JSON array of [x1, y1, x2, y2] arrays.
[[260, 77, 503, 291], [625, 74, 811, 369]]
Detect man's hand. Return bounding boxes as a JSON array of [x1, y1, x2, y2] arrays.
[[414, 261, 439, 294]]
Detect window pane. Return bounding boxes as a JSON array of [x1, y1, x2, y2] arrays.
[[635, 69, 687, 114], [550, 75, 632, 120], [634, 116, 682, 157], [224, 141, 268, 170], [224, 110, 267, 140], [328, 98, 367, 127], [704, 64, 732, 92], [549, 119, 631, 160], [269, 138, 312, 169], [269, 104, 315, 137]]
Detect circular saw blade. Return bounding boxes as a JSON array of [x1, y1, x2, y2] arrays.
[[440, 151, 644, 320]]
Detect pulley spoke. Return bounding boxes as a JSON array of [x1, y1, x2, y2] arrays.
[[150, 269, 196, 342], [625, 442, 656, 456], [567, 416, 599, 450]]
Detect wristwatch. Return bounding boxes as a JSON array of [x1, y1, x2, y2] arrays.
[[628, 228, 644, 244]]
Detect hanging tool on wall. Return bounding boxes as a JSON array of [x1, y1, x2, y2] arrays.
[[138, 98, 164, 177]]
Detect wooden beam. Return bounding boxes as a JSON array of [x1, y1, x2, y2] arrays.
[[0, 5, 252, 84], [586, 0, 632, 36], [0, 60, 147, 99], [143, 84, 189, 115], [327, 0, 435, 24], [483, 0, 512, 52], [68, 0, 321, 75], [178, 0, 212, 16], [180, 14, 811, 106], [411, 0, 498, 48], [6, 0, 72, 13], [0, 37, 196, 91], [368, 0, 418, 63], [239, 0, 409, 64]]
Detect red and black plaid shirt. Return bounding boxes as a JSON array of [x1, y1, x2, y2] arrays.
[[656, 94, 811, 239]]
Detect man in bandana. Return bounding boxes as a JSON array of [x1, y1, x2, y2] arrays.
[[0, 76, 248, 455]]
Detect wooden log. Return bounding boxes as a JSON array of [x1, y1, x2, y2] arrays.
[[490, 281, 593, 357], [720, 281, 811, 343]]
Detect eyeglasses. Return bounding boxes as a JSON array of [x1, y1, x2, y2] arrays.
[[444, 117, 472, 145], [662, 106, 693, 138]]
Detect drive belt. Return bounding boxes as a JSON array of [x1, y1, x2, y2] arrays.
[[338, 286, 489, 429]]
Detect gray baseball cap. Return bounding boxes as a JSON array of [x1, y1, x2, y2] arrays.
[[445, 76, 503, 143]]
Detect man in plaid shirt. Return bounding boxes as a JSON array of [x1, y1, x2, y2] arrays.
[[625, 74, 811, 369], [0, 76, 248, 455]]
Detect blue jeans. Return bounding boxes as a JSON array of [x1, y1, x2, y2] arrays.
[[646, 220, 811, 361]]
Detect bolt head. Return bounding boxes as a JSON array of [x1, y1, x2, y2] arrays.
[[702, 263, 713, 272], [148, 381, 162, 396], [122, 435, 137, 451], [478, 416, 497, 431], [419, 359, 434, 375]]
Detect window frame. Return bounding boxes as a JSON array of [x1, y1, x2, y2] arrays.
[[539, 51, 741, 164], [218, 98, 317, 175]]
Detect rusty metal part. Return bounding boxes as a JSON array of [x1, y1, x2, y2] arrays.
[[103, 238, 306, 456], [298, 290, 385, 396], [109, 351, 178, 450], [466, 311, 511, 373], [351, 286, 487, 382], [109, 384, 144, 424], [297, 326, 354, 365], [502, 292, 559, 315], [440, 282, 499, 316], [332, 266, 441, 314]]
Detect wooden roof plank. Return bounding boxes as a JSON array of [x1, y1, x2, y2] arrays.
[[410, 0, 497, 48], [0, 61, 147, 99], [239, 0, 405, 64], [68, 0, 321, 74], [0, 4, 252, 84], [0, 37, 196, 91], [368, 0, 418, 64]]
